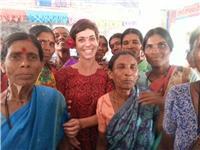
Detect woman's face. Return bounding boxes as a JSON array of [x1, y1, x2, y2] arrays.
[[110, 37, 122, 54], [122, 33, 142, 57], [75, 28, 98, 60], [1, 40, 43, 86], [193, 36, 200, 71], [37, 32, 55, 63], [109, 55, 138, 90], [144, 34, 171, 67], [53, 27, 69, 51], [96, 37, 108, 60]]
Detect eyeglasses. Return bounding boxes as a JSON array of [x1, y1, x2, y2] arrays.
[[145, 42, 169, 51]]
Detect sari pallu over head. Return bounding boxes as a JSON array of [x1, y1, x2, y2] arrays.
[[106, 86, 158, 150]]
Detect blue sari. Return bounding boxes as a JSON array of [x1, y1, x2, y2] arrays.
[[1, 86, 68, 150], [106, 87, 158, 150]]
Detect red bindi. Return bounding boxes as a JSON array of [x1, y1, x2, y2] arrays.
[[21, 47, 27, 53]]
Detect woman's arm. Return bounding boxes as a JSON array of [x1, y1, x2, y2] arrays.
[[96, 132, 107, 150], [63, 115, 97, 138], [79, 114, 98, 129]]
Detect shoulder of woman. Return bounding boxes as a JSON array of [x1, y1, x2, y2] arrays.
[[168, 83, 190, 97], [56, 66, 75, 78], [174, 66, 196, 82], [36, 86, 66, 104], [98, 93, 111, 107]]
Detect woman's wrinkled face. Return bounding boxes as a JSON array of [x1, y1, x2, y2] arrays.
[[193, 36, 200, 71], [144, 34, 171, 67], [37, 32, 55, 63], [1, 40, 43, 86], [109, 55, 138, 90], [122, 33, 142, 57], [75, 28, 98, 60]]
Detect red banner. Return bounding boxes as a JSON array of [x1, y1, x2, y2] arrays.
[[0, 9, 26, 22], [168, 3, 200, 23]]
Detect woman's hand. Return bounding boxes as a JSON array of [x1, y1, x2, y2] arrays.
[[139, 91, 164, 106], [63, 119, 81, 138], [69, 137, 81, 150]]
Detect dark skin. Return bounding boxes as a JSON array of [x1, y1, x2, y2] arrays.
[[1, 40, 43, 116], [97, 55, 139, 150], [139, 64, 170, 107], [140, 34, 173, 149], [53, 27, 71, 68], [1, 84, 33, 118]]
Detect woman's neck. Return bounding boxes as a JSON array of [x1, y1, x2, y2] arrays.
[[151, 63, 171, 76], [8, 84, 33, 103], [75, 57, 100, 75], [113, 88, 131, 101]]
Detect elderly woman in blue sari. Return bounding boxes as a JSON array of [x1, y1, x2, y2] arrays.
[[96, 51, 159, 150], [0, 32, 68, 149]]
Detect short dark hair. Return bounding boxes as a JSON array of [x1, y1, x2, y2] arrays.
[[29, 25, 55, 40], [143, 27, 174, 51], [1, 32, 43, 61], [108, 51, 137, 70], [121, 28, 143, 44], [70, 19, 99, 41], [109, 33, 122, 48], [189, 26, 200, 51]]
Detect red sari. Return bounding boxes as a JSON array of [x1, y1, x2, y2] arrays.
[[56, 66, 113, 150]]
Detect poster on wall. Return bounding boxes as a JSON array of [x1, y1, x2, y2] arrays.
[[168, 3, 200, 66]]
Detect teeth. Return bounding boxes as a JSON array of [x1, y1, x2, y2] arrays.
[[85, 50, 92, 53]]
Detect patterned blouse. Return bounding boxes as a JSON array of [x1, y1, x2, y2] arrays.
[[55, 66, 113, 150], [163, 83, 198, 150]]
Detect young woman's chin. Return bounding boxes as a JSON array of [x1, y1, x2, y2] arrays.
[[81, 53, 96, 60]]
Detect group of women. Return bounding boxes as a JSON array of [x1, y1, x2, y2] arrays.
[[1, 17, 200, 150]]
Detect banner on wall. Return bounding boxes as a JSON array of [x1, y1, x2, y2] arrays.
[[168, 2, 200, 24], [0, 9, 26, 22], [167, 2, 200, 66], [27, 10, 68, 24], [0, 9, 69, 24]]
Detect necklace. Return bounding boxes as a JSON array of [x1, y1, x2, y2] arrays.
[[5, 90, 12, 129], [4, 89, 28, 129]]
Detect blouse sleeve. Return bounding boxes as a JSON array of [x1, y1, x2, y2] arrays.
[[96, 96, 107, 133], [163, 86, 177, 135]]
